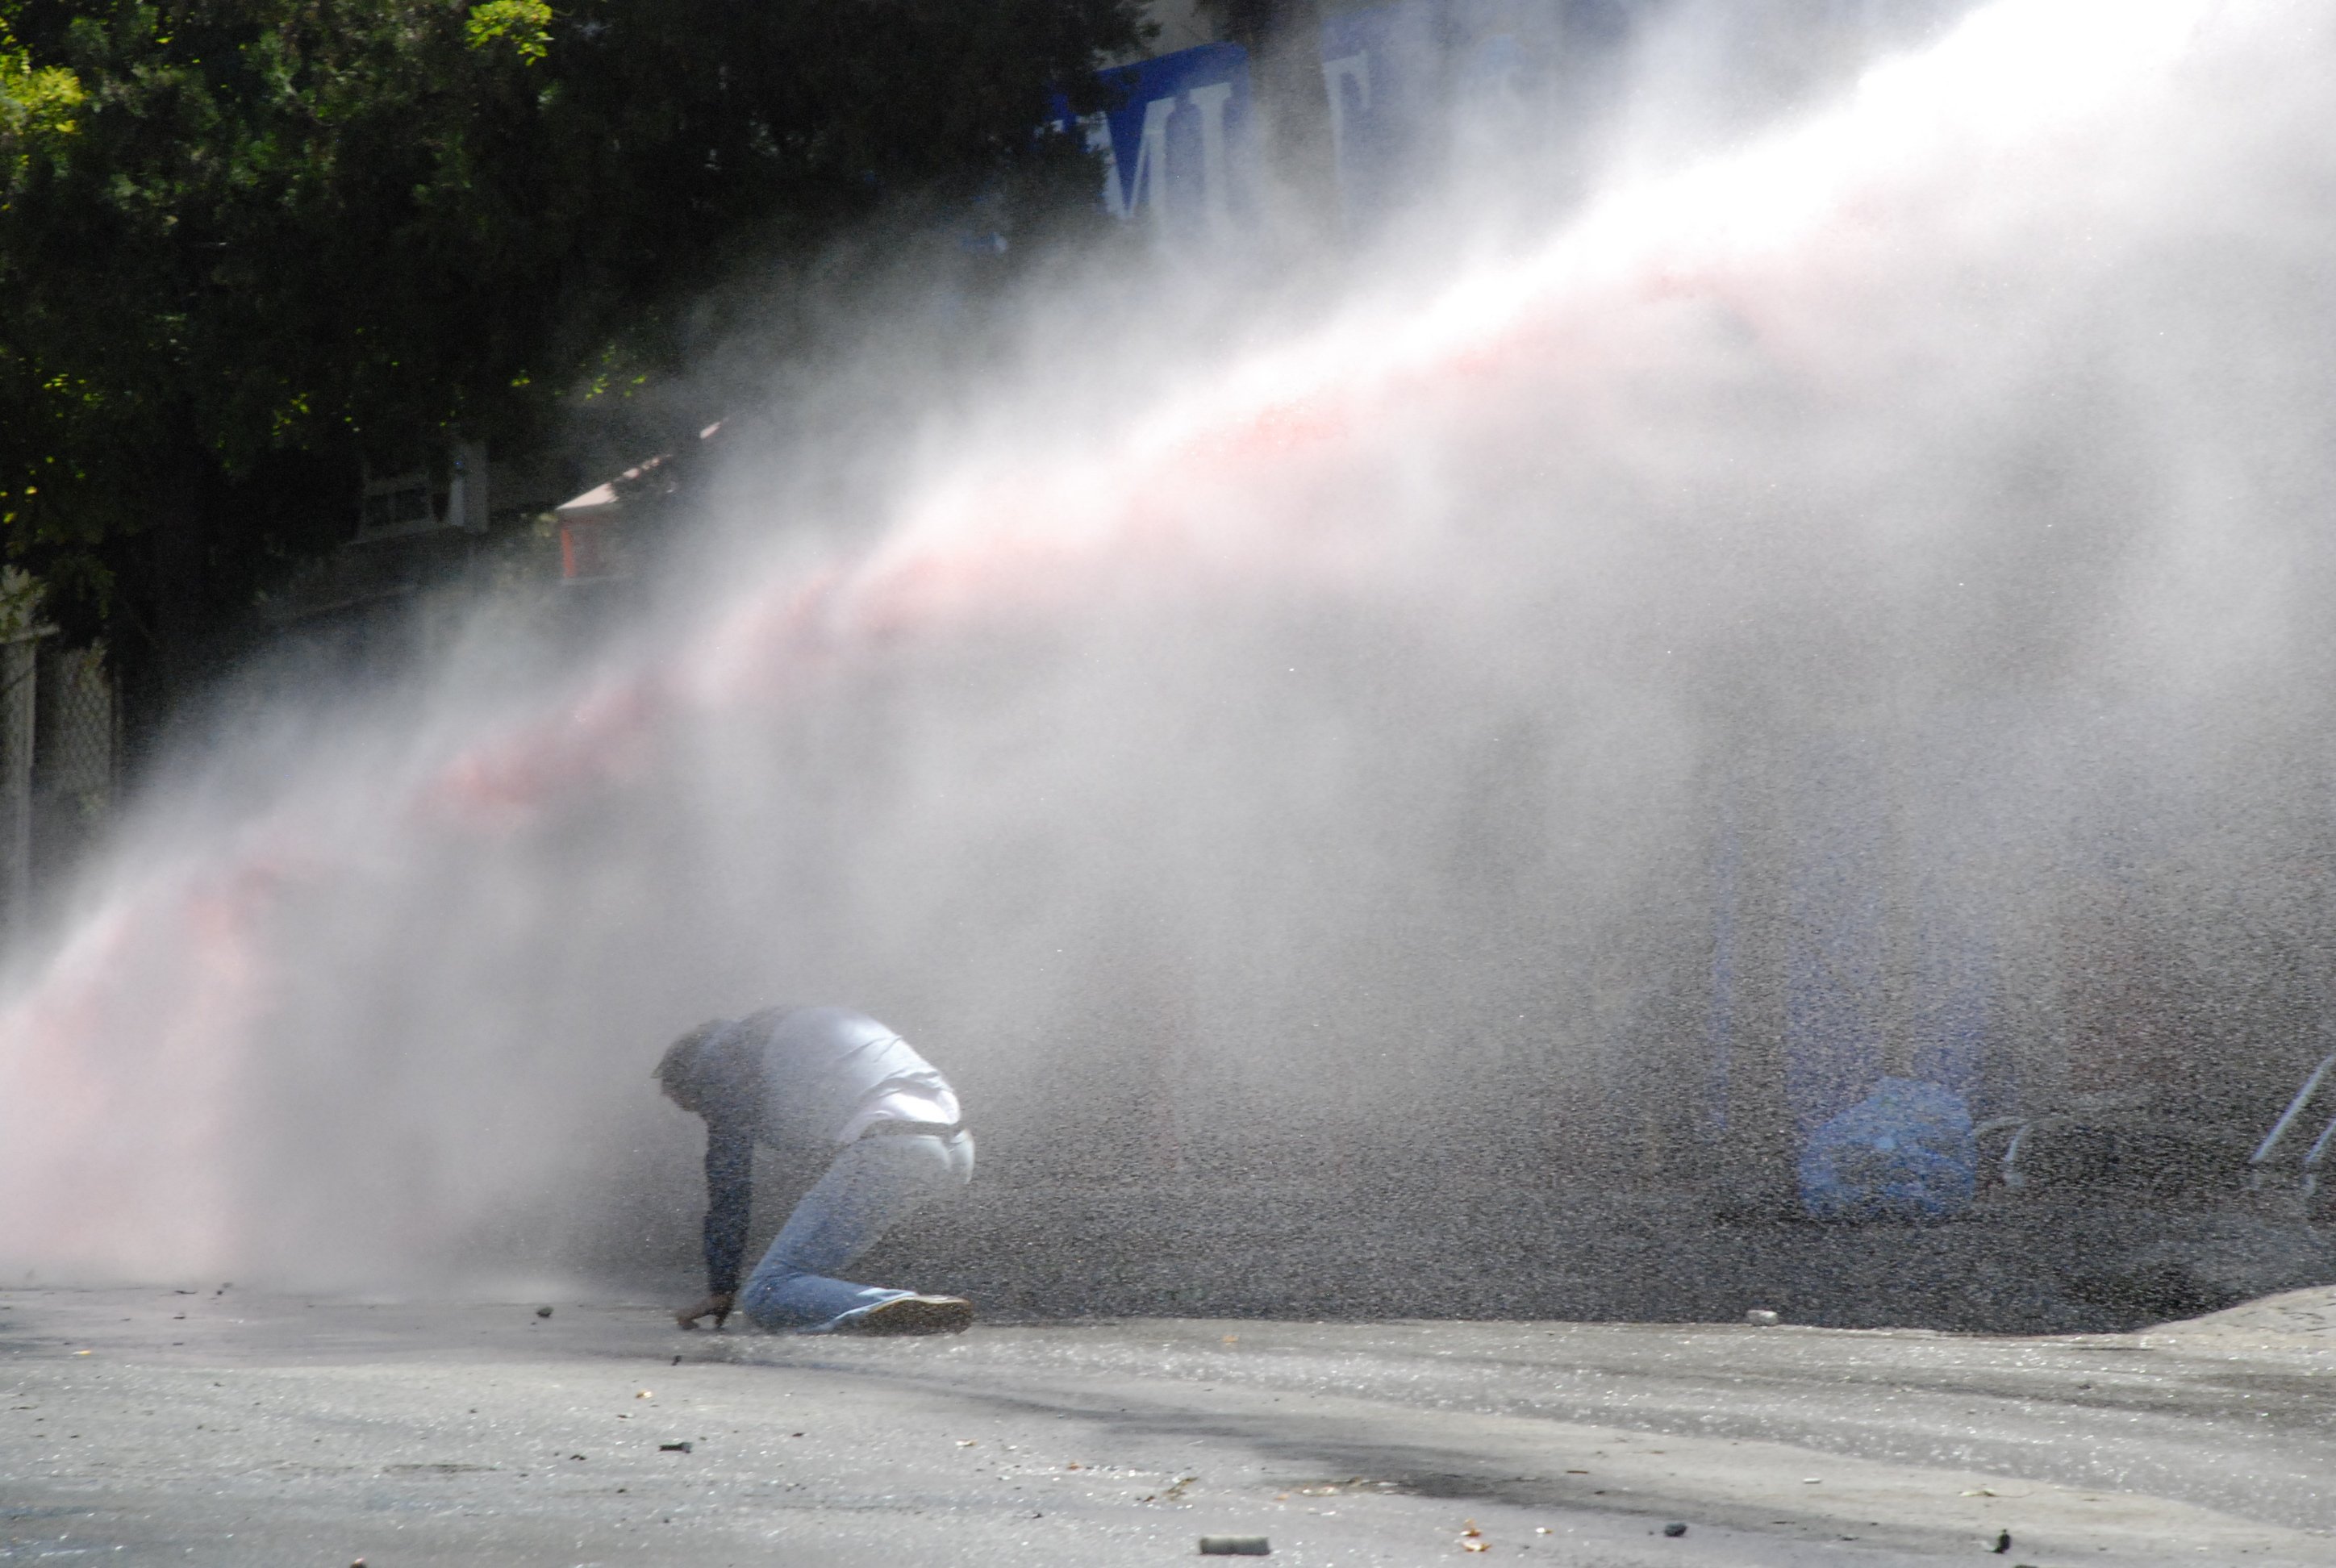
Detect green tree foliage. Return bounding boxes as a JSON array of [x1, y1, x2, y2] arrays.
[[0, 0, 1143, 732]]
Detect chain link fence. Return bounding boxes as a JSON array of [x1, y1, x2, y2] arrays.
[[0, 638, 118, 945]]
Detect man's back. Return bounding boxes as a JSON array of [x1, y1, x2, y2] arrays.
[[726, 1006, 950, 1149]]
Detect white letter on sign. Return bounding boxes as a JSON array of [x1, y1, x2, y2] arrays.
[[1186, 81, 1236, 240]]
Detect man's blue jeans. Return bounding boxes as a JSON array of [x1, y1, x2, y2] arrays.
[[739, 1129, 974, 1332]]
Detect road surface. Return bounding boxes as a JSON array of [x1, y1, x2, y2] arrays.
[[3, 1284, 2330, 1566]]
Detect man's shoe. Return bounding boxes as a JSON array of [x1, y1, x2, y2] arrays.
[[835, 1294, 974, 1337]]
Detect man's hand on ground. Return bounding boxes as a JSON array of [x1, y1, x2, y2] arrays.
[[674, 1293, 735, 1329]]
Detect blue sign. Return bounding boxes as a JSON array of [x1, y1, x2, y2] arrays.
[[1053, 43, 1258, 248], [1319, 2, 1441, 223], [1318, 0, 1629, 227]]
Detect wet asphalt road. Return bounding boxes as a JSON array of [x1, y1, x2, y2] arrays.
[[2, 1285, 2330, 1567]]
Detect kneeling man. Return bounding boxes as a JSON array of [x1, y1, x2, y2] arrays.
[[657, 1005, 974, 1335]]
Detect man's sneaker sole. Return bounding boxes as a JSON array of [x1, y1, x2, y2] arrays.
[[839, 1295, 974, 1337]]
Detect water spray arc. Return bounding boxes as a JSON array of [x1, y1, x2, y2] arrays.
[[1, 0, 2322, 1285]]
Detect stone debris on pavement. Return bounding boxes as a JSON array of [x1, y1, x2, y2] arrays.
[[1663, 1522, 1688, 1537], [659, 1441, 692, 1453], [534, 1305, 553, 1318], [1196, 1536, 1270, 1556], [6, 1290, 2328, 1566], [1994, 1528, 2013, 1553]]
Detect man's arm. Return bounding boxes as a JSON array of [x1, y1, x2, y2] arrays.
[[677, 1120, 754, 1328]]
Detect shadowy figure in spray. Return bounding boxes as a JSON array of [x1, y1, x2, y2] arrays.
[[657, 1006, 975, 1335]]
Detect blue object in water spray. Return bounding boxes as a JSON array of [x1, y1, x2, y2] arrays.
[[1798, 1077, 1977, 1220]]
